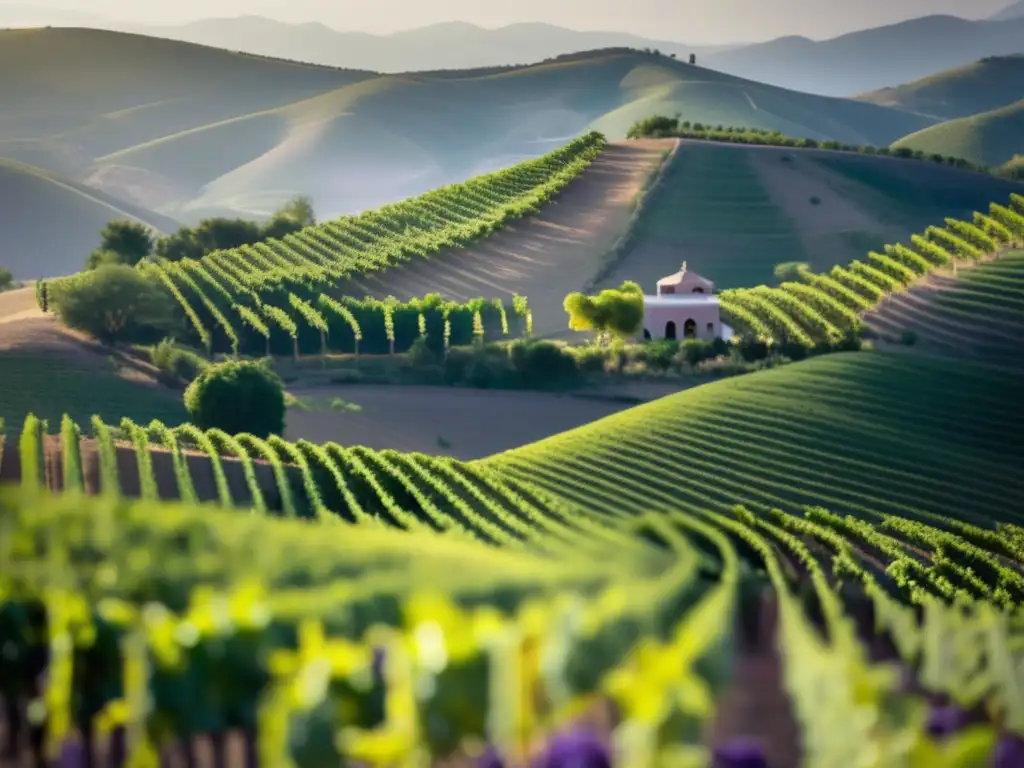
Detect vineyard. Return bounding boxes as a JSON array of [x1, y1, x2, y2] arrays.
[[42, 133, 603, 357], [717, 193, 1024, 353], [864, 249, 1024, 365], [3, 351, 1024, 765]]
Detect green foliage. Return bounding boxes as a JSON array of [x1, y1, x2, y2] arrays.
[[626, 116, 995, 174], [55, 264, 177, 344], [154, 197, 314, 262], [183, 359, 286, 439], [563, 281, 645, 339], [85, 219, 153, 270], [774, 262, 810, 283], [0, 267, 14, 291]]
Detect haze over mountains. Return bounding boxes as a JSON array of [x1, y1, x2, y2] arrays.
[[3, 4, 1024, 96], [0, 3, 1022, 279]]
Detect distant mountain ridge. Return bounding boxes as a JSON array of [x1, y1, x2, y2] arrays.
[[120, 14, 1024, 97], [3, 8, 1023, 97], [704, 15, 1024, 96], [989, 0, 1024, 20]]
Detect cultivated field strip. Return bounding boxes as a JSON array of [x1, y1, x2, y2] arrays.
[[482, 353, 1024, 528], [718, 193, 1024, 362]]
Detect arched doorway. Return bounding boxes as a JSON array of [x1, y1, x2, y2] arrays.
[[665, 321, 677, 340], [683, 319, 697, 338], [643, 328, 651, 341]]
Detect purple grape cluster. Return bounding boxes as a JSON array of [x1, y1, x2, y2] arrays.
[[927, 704, 970, 738], [532, 727, 612, 768], [713, 738, 769, 768]]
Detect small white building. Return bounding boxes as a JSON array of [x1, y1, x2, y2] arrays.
[[642, 264, 733, 341]]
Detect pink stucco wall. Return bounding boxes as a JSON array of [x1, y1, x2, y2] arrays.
[[643, 301, 721, 340]]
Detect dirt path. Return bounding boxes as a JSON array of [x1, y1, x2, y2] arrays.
[[0, 286, 43, 324], [334, 140, 675, 337]]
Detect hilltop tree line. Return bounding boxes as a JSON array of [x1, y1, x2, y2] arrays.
[[627, 116, 1022, 179], [85, 196, 316, 271]]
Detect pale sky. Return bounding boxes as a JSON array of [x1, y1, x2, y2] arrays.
[[21, 0, 1012, 42]]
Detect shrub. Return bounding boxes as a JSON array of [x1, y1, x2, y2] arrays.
[[55, 265, 177, 345], [183, 360, 286, 438], [507, 340, 580, 389], [0, 268, 13, 291], [151, 338, 207, 386], [680, 339, 713, 369], [639, 339, 679, 371]]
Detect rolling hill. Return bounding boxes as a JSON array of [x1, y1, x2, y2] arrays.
[[0, 159, 180, 279], [856, 54, 1024, 119], [0, 28, 935, 227], [890, 99, 1024, 167]]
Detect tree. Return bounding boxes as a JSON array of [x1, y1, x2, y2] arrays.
[[774, 261, 809, 283], [84, 249, 125, 271], [56, 265, 177, 345], [0, 268, 12, 292], [689, 53, 696, 64], [563, 281, 644, 341], [263, 195, 317, 240], [184, 359, 285, 438], [94, 220, 154, 267]]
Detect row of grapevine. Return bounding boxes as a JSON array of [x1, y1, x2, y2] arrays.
[[721, 193, 1024, 343], [6, 462, 1024, 764], [41, 134, 595, 354]]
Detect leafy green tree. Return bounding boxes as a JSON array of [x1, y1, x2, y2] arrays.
[[563, 281, 644, 341], [84, 249, 125, 270], [56, 265, 176, 345], [93, 220, 154, 267], [0, 268, 13, 291], [263, 195, 317, 240], [184, 359, 286, 438]]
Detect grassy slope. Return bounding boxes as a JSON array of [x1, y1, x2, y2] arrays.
[[809, 152, 1024, 233], [864, 250, 1024, 366], [483, 352, 1024, 529], [0, 29, 933, 222], [856, 55, 1024, 119], [0, 159, 181, 279], [890, 99, 1024, 167], [598, 141, 1024, 291]]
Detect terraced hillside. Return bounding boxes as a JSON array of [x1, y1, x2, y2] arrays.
[[1, 29, 934, 227], [891, 99, 1024, 168], [0, 159, 180, 279], [864, 249, 1024, 365], [5, 350, 1024, 765], [596, 141, 1024, 292]]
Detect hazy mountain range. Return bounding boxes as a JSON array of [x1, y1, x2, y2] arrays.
[[2, 4, 1023, 96]]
